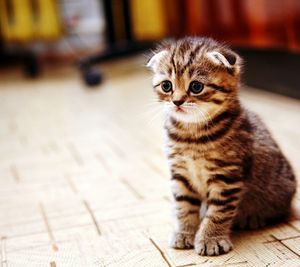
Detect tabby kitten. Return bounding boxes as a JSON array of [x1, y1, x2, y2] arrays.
[[147, 37, 296, 256]]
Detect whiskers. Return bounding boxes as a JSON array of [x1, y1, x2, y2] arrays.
[[139, 98, 165, 127]]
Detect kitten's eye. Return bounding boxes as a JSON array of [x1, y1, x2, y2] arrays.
[[161, 80, 172, 93], [189, 81, 204, 94]]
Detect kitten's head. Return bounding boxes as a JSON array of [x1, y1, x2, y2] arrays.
[[147, 37, 242, 123]]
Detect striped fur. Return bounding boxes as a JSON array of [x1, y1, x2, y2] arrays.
[[147, 37, 296, 256]]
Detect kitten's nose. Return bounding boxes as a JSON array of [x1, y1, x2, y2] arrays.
[[173, 100, 185, 106]]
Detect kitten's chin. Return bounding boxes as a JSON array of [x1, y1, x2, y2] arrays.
[[167, 109, 204, 124]]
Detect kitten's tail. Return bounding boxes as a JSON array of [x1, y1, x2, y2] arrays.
[[290, 198, 300, 221]]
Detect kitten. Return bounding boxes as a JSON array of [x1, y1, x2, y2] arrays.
[[147, 37, 296, 256]]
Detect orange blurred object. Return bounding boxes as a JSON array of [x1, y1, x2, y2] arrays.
[[165, 0, 300, 52]]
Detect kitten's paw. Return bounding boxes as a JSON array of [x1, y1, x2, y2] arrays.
[[194, 236, 233, 256], [169, 232, 195, 249]]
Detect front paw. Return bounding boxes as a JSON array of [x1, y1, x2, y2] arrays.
[[169, 232, 195, 249], [194, 236, 232, 256]]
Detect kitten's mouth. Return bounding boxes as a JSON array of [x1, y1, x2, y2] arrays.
[[174, 107, 186, 113]]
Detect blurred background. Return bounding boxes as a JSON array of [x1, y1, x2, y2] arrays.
[[0, 0, 300, 96], [0, 1, 300, 265]]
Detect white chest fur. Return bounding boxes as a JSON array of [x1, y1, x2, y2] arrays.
[[185, 156, 209, 199]]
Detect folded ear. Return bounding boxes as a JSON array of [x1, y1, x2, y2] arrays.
[[146, 50, 168, 72], [206, 50, 238, 68]]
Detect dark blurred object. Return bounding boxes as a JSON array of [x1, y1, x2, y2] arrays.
[[238, 48, 300, 99], [78, 0, 152, 86], [0, 43, 40, 78], [0, 0, 61, 77]]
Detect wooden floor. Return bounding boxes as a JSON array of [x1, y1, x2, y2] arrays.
[[0, 57, 300, 267]]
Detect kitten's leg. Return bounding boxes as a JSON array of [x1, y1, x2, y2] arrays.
[[170, 173, 201, 249], [194, 178, 242, 256]]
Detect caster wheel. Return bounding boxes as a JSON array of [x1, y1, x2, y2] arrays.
[[23, 57, 40, 78], [83, 69, 102, 86]]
